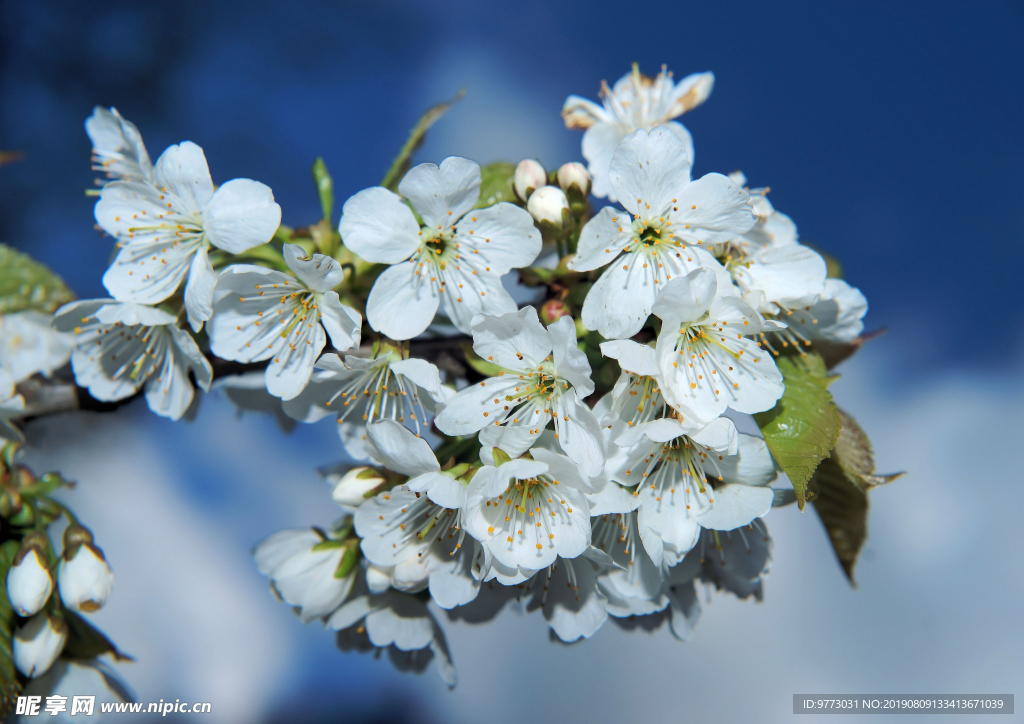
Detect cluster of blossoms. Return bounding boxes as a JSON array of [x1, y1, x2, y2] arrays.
[[0, 63, 881, 696]]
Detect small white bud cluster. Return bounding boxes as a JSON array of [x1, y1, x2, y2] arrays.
[[6, 525, 113, 679]]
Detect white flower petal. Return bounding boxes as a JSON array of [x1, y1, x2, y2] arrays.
[[716, 434, 777, 487], [184, 244, 217, 332], [433, 374, 520, 435], [282, 244, 346, 293], [441, 271, 517, 336], [453, 202, 540, 275], [365, 262, 440, 340], [599, 339, 659, 377], [663, 120, 695, 168], [86, 106, 153, 183], [695, 484, 773, 531], [364, 598, 435, 651], [319, 291, 361, 352], [651, 267, 717, 324], [561, 94, 611, 129], [202, 178, 281, 254], [391, 357, 449, 403], [264, 321, 326, 400], [569, 206, 633, 272], [670, 172, 755, 245], [548, 316, 594, 397], [478, 423, 540, 460], [365, 419, 440, 477], [339, 186, 421, 263], [469, 306, 551, 370], [398, 157, 481, 229], [533, 559, 607, 642], [551, 394, 605, 478], [406, 472, 467, 510], [688, 417, 739, 455], [581, 123, 625, 201], [609, 127, 692, 216], [153, 142, 214, 214], [586, 481, 641, 516], [580, 258, 658, 339]]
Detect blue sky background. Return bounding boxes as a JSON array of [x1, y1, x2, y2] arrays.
[[3, 1, 1024, 722]]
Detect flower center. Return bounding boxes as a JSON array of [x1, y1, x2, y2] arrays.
[[322, 353, 429, 433]]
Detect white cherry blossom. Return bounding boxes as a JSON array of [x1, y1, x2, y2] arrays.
[[97, 141, 281, 331], [282, 349, 448, 461], [653, 268, 784, 423], [598, 338, 702, 444], [0, 311, 73, 383], [339, 156, 540, 339], [85, 106, 154, 185], [715, 174, 827, 316], [462, 447, 592, 578], [774, 278, 868, 345], [327, 576, 456, 687], [208, 244, 362, 401], [569, 127, 754, 339], [433, 307, 605, 476], [562, 65, 714, 200], [607, 416, 776, 566], [518, 555, 609, 642], [53, 299, 212, 421]]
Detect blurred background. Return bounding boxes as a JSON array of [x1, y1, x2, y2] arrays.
[[2, 0, 1023, 721]]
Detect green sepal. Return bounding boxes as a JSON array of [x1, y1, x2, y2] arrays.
[[17, 472, 69, 498], [753, 351, 841, 510], [0, 244, 75, 315], [460, 342, 509, 378], [490, 448, 512, 467], [441, 462, 471, 479], [61, 609, 133, 662], [334, 539, 360, 580], [475, 162, 518, 209], [312, 156, 334, 223]]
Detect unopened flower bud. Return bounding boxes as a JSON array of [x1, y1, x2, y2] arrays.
[[255, 528, 356, 623], [7, 533, 53, 617], [57, 525, 112, 613], [330, 467, 387, 507], [513, 159, 547, 201], [540, 299, 571, 325], [13, 612, 67, 678], [556, 162, 591, 198], [527, 186, 571, 231]]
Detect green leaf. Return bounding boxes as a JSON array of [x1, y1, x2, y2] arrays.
[[312, 156, 334, 223], [381, 89, 465, 192], [809, 407, 904, 584], [0, 244, 75, 314], [0, 540, 22, 717], [808, 457, 868, 584], [753, 352, 841, 510], [61, 609, 133, 662], [460, 342, 507, 378], [475, 162, 518, 209]]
